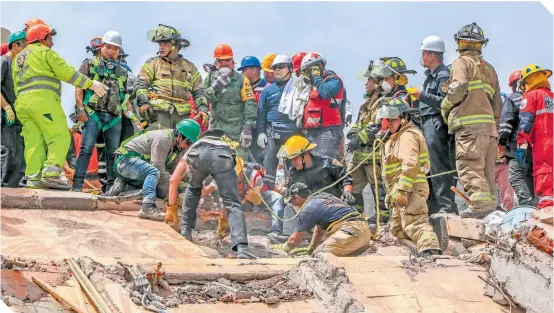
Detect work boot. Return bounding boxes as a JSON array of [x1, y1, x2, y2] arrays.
[[430, 214, 449, 252], [26, 180, 43, 189], [181, 226, 193, 241], [105, 177, 126, 197], [40, 177, 71, 191], [268, 231, 288, 244], [418, 249, 442, 258], [236, 244, 258, 259], [138, 202, 166, 222], [459, 207, 495, 219], [369, 223, 377, 235]]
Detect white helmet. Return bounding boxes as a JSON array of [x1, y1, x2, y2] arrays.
[[1, 26, 11, 45], [419, 35, 446, 53], [270, 54, 292, 69], [301, 52, 325, 71], [102, 30, 123, 48]]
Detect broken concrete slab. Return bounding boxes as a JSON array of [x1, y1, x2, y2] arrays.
[[2, 188, 98, 211], [445, 214, 487, 240], [436, 258, 467, 267], [530, 206, 553, 225]]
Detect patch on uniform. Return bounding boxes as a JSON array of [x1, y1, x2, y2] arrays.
[[440, 81, 449, 93], [520, 98, 528, 110], [331, 159, 343, 166], [241, 77, 255, 101], [545, 96, 553, 109], [16, 51, 28, 69]]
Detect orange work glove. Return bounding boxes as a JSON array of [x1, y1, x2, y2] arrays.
[[164, 203, 180, 226]]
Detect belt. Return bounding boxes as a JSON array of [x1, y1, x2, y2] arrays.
[[345, 215, 366, 223]]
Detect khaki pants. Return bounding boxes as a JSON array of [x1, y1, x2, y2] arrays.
[[314, 220, 371, 256], [390, 185, 440, 253], [455, 130, 497, 211], [347, 161, 387, 213], [147, 110, 188, 130]]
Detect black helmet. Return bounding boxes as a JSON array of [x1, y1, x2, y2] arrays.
[[454, 22, 488, 44]]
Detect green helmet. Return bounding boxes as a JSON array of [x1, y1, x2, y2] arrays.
[[176, 119, 201, 143], [8, 31, 26, 48], [376, 97, 410, 120], [147, 24, 190, 48]]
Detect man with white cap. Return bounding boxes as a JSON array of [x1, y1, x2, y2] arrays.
[[409, 36, 457, 219]]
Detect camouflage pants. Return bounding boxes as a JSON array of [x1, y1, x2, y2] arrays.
[[390, 185, 440, 253]]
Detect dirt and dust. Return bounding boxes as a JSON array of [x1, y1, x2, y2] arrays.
[[400, 255, 438, 280], [193, 230, 289, 259], [359, 227, 403, 256], [49, 217, 94, 235]]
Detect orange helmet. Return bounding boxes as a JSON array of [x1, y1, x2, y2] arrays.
[[292, 52, 306, 72], [214, 44, 233, 60], [26, 24, 52, 43], [24, 18, 57, 36]]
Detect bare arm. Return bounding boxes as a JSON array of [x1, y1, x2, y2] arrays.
[[169, 159, 188, 206], [286, 231, 306, 248], [310, 226, 326, 249], [1, 94, 8, 109]]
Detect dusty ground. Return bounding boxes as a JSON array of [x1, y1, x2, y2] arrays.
[[193, 230, 289, 259]]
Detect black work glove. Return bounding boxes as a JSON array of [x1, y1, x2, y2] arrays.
[[341, 191, 356, 205]]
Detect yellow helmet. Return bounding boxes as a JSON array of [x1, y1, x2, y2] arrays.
[[261, 53, 277, 72], [277, 135, 317, 160], [520, 64, 552, 84], [235, 156, 245, 175]]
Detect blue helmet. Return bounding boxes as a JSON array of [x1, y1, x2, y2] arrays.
[[237, 56, 261, 71]]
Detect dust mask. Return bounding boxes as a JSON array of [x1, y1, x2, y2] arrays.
[[219, 67, 231, 76], [381, 80, 393, 94]]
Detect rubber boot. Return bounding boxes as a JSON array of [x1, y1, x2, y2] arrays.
[[418, 249, 441, 258], [459, 207, 495, 219], [236, 244, 257, 259], [138, 202, 165, 222], [430, 214, 449, 252], [40, 177, 71, 191]]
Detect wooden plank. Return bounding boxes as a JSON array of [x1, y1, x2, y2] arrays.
[[68, 259, 112, 313], [104, 282, 142, 313], [31, 276, 87, 313], [68, 277, 89, 313]]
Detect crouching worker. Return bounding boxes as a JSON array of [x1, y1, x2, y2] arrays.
[[377, 97, 447, 257], [111, 119, 200, 221], [165, 129, 257, 259], [282, 183, 371, 257]]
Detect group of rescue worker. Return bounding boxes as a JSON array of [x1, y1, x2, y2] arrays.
[[1, 20, 551, 260]]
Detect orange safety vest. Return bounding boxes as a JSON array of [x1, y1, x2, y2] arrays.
[[303, 73, 344, 129]]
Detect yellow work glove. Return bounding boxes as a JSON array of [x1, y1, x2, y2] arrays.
[[282, 241, 295, 254], [196, 111, 209, 128], [3, 105, 15, 126], [245, 187, 263, 206], [164, 203, 180, 226], [394, 190, 408, 208], [216, 214, 230, 239]]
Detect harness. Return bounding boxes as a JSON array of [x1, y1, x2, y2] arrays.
[[83, 58, 128, 131], [113, 129, 174, 173]]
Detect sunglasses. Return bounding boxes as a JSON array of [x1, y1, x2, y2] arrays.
[[272, 64, 287, 70]]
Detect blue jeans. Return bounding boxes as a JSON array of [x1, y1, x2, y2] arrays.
[[264, 190, 287, 233], [116, 157, 159, 203], [73, 112, 121, 190]]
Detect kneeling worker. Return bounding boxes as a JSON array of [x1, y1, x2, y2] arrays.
[[166, 130, 257, 259], [282, 183, 371, 256], [377, 97, 447, 257], [113, 119, 200, 220]]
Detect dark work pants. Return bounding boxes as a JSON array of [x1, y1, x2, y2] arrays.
[[1, 123, 24, 187], [263, 126, 296, 190], [507, 156, 535, 206], [422, 115, 457, 214], [182, 145, 248, 249]]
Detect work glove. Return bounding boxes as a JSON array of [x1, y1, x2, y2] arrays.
[[245, 186, 263, 206], [3, 105, 15, 126], [90, 81, 108, 97], [240, 125, 253, 148], [344, 113, 352, 127], [139, 104, 154, 120], [164, 203, 180, 226], [282, 241, 295, 254], [257, 133, 268, 149], [216, 212, 230, 239], [195, 111, 209, 128], [290, 245, 314, 257], [393, 190, 408, 208], [516, 144, 528, 166], [309, 65, 322, 79], [137, 93, 149, 106], [76, 108, 88, 123], [211, 73, 231, 93], [341, 191, 356, 205], [347, 135, 363, 153]]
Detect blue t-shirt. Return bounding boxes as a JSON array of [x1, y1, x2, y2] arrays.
[[294, 193, 357, 232]]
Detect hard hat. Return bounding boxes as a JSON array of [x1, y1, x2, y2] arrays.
[[454, 22, 488, 44], [213, 44, 233, 60], [277, 135, 317, 160], [237, 56, 261, 71], [147, 24, 189, 48], [376, 97, 410, 120], [291, 52, 306, 72], [235, 156, 245, 175], [175, 119, 201, 143], [8, 31, 26, 48], [102, 30, 123, 48], [520, 64, 552, 84], [1, 26, 11, 45], [384, 57, 416, 75], [419, 35, 446, 53], [300, 52, 325, 71], [508, 70, 522, 88], [26, 24, 53, 43], [270, 54, 292, 69], [24, 18, 57, 36], [261, 53, 277, 72]]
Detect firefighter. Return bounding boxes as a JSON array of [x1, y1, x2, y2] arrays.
[[412, 35, 457, 216], [441, 23, 502, 218], [165, 129, 257, 259], [377, 97, 447, 255], [299, 52, 345, 160], [498, 70, 536, 206], [518, 64, 553, 209], [281, 183, 371, 257], [12, 23, 107, 190], [135, 24, 208, 130]]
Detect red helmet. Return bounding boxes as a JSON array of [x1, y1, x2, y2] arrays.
[[26, 24, 52, 43], [292, 52, 306, 72], [508, 70, 522, 88]]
